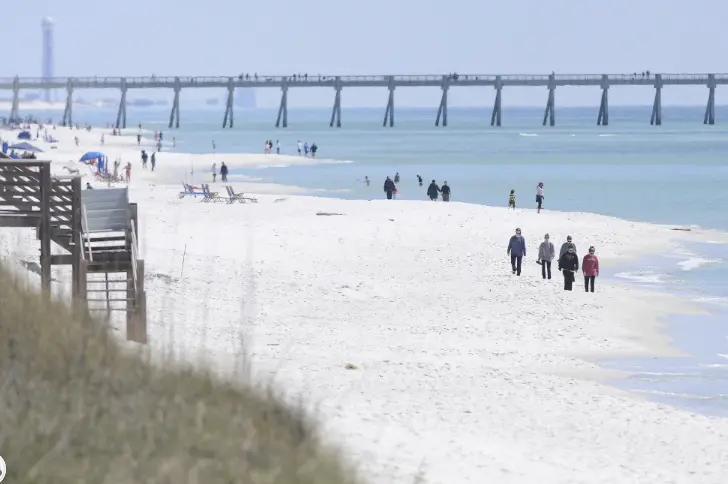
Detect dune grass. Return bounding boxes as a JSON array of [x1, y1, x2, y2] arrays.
[[0, 265, 362, 484]]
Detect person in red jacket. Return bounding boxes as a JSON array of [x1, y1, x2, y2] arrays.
[[582, 246, 599, 292]]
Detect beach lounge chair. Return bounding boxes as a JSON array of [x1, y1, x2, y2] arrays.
[[201, 184, 224, 203], [179, 183, 205, 198], [228, 185, 258, 203], [223, 185, 244, 204]]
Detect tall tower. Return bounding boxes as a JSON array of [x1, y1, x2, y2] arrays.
[[41, 16, 55, 103]]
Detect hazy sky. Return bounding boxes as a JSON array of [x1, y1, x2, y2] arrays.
[[3, 0, 726, 107]]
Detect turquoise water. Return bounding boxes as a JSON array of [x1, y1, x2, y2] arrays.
[[55, 105, 728, 414]]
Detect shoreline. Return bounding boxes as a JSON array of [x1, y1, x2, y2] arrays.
[[3, 123, 728, 481]]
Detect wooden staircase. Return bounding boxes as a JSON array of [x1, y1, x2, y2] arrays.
[[0, 161, 147, 343]]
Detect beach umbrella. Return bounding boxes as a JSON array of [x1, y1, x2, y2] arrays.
[[17, 131, 31, 140], [80, 151, 105, 162], [8, 142, 43, 152]]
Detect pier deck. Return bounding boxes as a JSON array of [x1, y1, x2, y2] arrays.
[[2, 73, 725, 127]]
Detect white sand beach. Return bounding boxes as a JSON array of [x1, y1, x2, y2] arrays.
[[2, 124, 728, 483]]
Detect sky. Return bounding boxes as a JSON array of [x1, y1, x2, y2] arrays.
[[2, 0, 726, 108]]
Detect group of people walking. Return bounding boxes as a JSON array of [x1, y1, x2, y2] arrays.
[[507, 230, 600, 292], [380, 172, 452, 201]]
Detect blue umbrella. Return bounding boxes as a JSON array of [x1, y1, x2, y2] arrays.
[[8, 142, 43, 152], [17, 131, 31, 140], [80, 152, 105, 162]]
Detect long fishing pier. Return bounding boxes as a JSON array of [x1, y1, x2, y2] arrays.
[[2, 73, 726, 128]]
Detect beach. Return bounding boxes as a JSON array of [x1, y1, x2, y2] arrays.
[[2, 123, 728, 483]]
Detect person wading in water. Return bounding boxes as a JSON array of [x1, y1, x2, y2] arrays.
[[383, 176, 396, 200], [558, 245, 579, 291], [427, 179, 440, 201]]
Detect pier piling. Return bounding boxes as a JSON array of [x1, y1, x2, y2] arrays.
[[650, 74, 663, 126], [10, 76, 20, 122], [62, 78, 74, 127], [542, 73, 556, 127], [115, 78, 127, 129], [329, 77, 342, 128], [435, 76, 449, 127], [490, 76, 503, 127], [222, 77, 235, 128], [168, 77, 181, 129], [704, 74, 716, 125], [383, 76, 395, 127], [276, 78, 289, 128], [597, 74, 609, 126]]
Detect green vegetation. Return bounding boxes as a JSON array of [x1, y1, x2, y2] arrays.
[[0, 265, 361, 484]]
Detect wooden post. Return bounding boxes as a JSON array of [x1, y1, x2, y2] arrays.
[[127, 260, 147, 344], [39, 162, 52, 295], [71, 177, 82, 298]]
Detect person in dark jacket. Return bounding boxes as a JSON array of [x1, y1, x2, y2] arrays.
[[417, 174, 423, 186], [383, 176, 396, 200], [394, 172, 400, 183], [220, 162, 229, 182], [441, 181, 451, 202], [427, 180, 440, 201], [506, 227, 527, 276], [558, 245, 579, 291]]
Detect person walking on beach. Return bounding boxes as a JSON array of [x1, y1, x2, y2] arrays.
[[394, 172, 400, 183], [508, 189, 516, 210], [310, 143, 318, 158], [427, 180, 440, 201], [220, 162, 228, 182], [507, 227, 527, 276], [211, 162, 217, 182], [136, 133, 141, 145], [559, 235, 577, 258], [141, 150, 148, 169], [276, 139, 280, 154], [537, 233, 556, 279], [536, 182, 545, 214], [304, 142, 310, 157], [150, 152, 156, 172], [383, 176, 396, 200], [297, 140, 302, 155], [124, 162, 132, 184], [441, 181, 451, 202], [582, 246, 599, 292], [558, 245, 579, 291]]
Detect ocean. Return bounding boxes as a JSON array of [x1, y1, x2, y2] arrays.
[[54, 104, 728, 414]]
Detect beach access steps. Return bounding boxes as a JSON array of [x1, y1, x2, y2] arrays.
[[0, 161, 147, 343]]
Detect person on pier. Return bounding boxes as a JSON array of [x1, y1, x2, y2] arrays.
[[427, 180, 440, 201], [383, 176, 396, 200], [582, 246, 599, 293], [558, 245, 579, 291], [441, 181, 451, 202], [537, 234, 555, 280]]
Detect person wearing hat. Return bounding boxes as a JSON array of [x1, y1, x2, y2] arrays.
[[537, 233, 555, 279], [507, 227, 527, 276], [559, 235, 577, 258]]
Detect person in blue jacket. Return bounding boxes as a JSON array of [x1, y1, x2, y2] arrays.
[[507, 227, 527, 276]]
